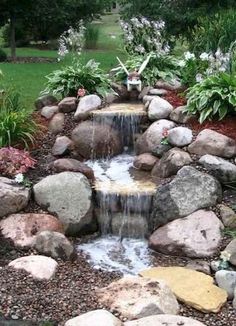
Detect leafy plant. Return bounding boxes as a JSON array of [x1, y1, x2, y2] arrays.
[[223, 228, 236, 239], [0, 48, 7, 62], [43, 59, 114, 98]]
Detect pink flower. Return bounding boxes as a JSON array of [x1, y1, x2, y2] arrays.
[[77, 88, 86, 97], [162, 128, 169, 138]]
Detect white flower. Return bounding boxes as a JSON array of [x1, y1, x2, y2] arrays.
[[200, 52, 209, 61], [184, 51, 195, 61], [15, 173, 24, 184], [220, 251, 231, 262], [178, 59, 186, 67]]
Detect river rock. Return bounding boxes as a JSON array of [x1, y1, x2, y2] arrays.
[[124, 315, 206, 326], [140, 267, 227, 313], [225, 239, 236, 267], [0, 177, 30, 218], [186, 260, 211, 275], [148, 97, 173, 120], [136, 119, 175, 154], [188, 129, 236, 158], [149, 210, 223, 258], [142, 95, 156, 105], [52, 136, 73, 156], [151, 166, 222, 228], [58, 97, 77, 113], [74, 94, 102, 120], [65, 310, 122, 326], [133, 153, 158, 171], [199, 154, 236, 183], [35, 95, 57, 110], [33, 172, 93, 235], [169, 106, 191, 123], [71, 121, 122, 159], [218, 204, 236, 228], [34, 231, 75, 260], [215, 270, 236, 299], [148, 88, 168, 96], [167, 127, 193, 147], [9, 255, 58, 280], [156, 79, 182, 91], [138, 86, 152, 100], [48, 112, 65, 134], [0, 213, 64, 247], [41, 105, 58, 119], [49, 158, 95, 181], [96, 276, 179, 320], [151, 148, 192, 178]]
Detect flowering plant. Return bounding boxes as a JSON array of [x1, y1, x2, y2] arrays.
[[160, 128, 169, 145], [77, 88, 86, 98], [14, 173, 32, 188]]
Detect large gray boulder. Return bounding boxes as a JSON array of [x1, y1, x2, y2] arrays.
[[215, 270, 236, 299], [149, 210, 223, 258], [0, 177, 30, 218], [151, 166, 222, 229], [167, 127, 193, 147], [169, 106, 192, 124], [188, 129, 236, 158], [74, 94, 102, 120], [33, 172, 94, 235], [48, 112, 65, 134], [148, 97, 173, 120], [52, 136, 73, 156]]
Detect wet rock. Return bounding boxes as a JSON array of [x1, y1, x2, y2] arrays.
[[9, 255, 58, 280], [186, 260, 211, 275], [133, 153, 158, 171], [52, 136, 73, 156], [96, 276, 179, 320], [0, 213, 64, 247], [140, 267, 227, 313], [218, 204, 236, 228], [74, 95, 102, 120], [149, 210, 223, 258], [188, 129, 236, 158], [33, 172, 94, 235], [124, 315, 207, 326], [0, 177, 30, 218], [167, 127, 193, 147], [151, 166, 222, 228], [65, 310, 122, 326], [111, 213, 149, 238], [151, 148, 192, 178], [199, 154, 236, 184], [71, 121, 122, 159], [35, 95, 57, 110], [215, 270, 236, 299], [169, 105, 192, 124], [58, 97, 77, 113], [148, 97, 173, 120], [41, 105, 58, 119], [48, 113, 65, 134]]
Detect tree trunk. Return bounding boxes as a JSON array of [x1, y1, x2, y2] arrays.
[[10, 13, 16, 61]]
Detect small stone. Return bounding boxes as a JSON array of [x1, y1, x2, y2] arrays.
[[52, 136, 73, 156], [218, 204, 236, 228], [169, 106, 192, 124], [156, 79, 182, 91], [186, 260, 211, 275], [41, 105, 59, 119], [215, 270, 236, 299], [133, 153, 158, 171], [148, 88, 168, 96], [74, 94, 102, 120], [225, 239, 236, 267], [48, 113, 65, 134], [138, 86, 152, 99], [58, 97, 77, 113], [35, 95, 57, 110], [167, 127, 193, 147]]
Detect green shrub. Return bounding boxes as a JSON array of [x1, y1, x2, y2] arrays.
[[85, 24, 99, 49], [43, 59, 113, 98], [0, 48, 7, 62]]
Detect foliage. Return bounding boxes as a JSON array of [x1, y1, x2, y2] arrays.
[[190, 9, 236, 54], [0, 89, 37, 147], [186, 73, 236, 123], [223, 228, 236, 239], [0, 48, 7, 62], [0, 147, 36, 177], [85, 24, 100, 49], [43, 59, 113, 98]]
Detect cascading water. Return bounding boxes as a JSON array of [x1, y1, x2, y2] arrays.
[[78, 103, 156, 274]]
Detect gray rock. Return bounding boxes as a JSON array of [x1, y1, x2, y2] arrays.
[[0, 177, 30, 218], [225, 239, 236, 267], [148, 97, 173, 120], [151, 166, 222, 229], [110, 213, 148, 238], [218, 204, 236, 228], [186, 260, 211, 275], [133, 153, 158, 171], [233, 288, 236, 308], [149, 210, 223, 258], [33, 172, 94, 235], [74, 94, 101, 120], [188, 129, 236, 158], [152, 148, 192, 178], [35, 95, 57, 110], [169, 106, 192, 124], [199, 154, 236, 184], [167, 127, 193, 147], [143, 95, 156, 104], [65, 310, 122, 326], [156, 79, 182, 91], [48, 112, 65, 134], [58, 97, 77, 113], [138, 86, 152, 100], [105, 93, 119, 104], [148, 88, 168, 96], [215, 270, 236, 299], [52, 136, 73, 156], [124, 315, 207, 326], [41, 105, 58, 119]]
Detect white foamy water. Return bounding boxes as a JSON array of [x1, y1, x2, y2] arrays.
[[78, 236, 152, 275]]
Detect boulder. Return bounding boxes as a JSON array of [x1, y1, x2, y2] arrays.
[[52, 136, 73, 156], [148, 88, 168, 96], [169, 106, 192, 124], [138, 86, 152, 100], [74, 94, 102, 120], [167, 127, 193, 147], [188, 129, 236, 158], [124, 315, 206, 326], [225, 239, 236, 267], [136, 119, 175, 155], [58, 97, 77, 113], [0, 177, 30, 218], [71, 121, 122, 159], [142, 95, 156, 105], [34, 231, 75, 260], [149, 210, 223, 258], [186, 260, 211, 275], [65, 310, 122, 326], [105, 93, 119, 104], [151, 166, 222, 228], [218, 204, 236, 228], [151, 148, 192, 178], [148, 97, 173, 120], [49, 158, 95, 181], [0, 213, 64, 247], [48, 113, 65, 134], [41, 105, 58, 119], [155, 79, 182, 91], [133, 153, 158, 171], [96, 276, 179, 320], [33, 172, 94, 235], [199, 154, 236, 184], [9, 255, 58, 280], [215, 270, 236, 299], [140, 267, 227, 313], [35, 95, 57, 110]]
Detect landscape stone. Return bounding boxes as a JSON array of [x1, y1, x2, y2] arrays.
[[140, 267, 227, 313], [218, 204, 236, 228], [156, 79, 182, 91], [58, 97, 77, 113], [124, 315, 207, 326], [148, 88, 168, 96], [35, 95, 57, 110], [48, 112, 65, 134], [52, 136, 73, 156], [233, 288, 236, 308], [186, 260, 211, 275], [169, 105, 192, 123], [133, 153, 158, 171], [167, 126, 193, 147], [138, 86, 152, 99], [65, 310, 122, 326], [148, 96, 173, 120], [41, 105, 58, 119], [74, 94, 102, 120], [215, 270, 236, 299], [110, 213, 148, 238], [225, 239, 236, 267]]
